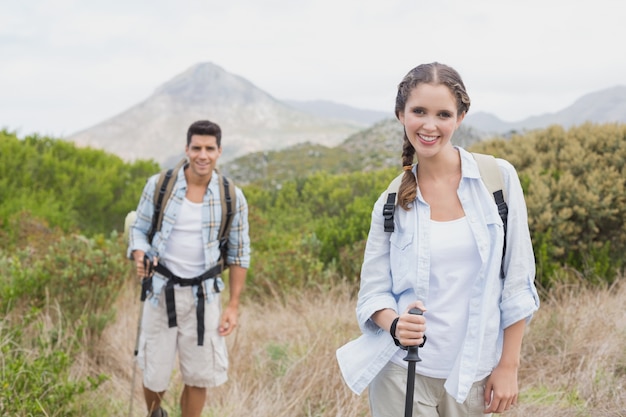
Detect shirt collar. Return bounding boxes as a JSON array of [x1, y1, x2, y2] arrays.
[[457, 147, 482, 180]]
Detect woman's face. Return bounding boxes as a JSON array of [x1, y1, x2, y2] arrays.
[[398, 83, 465, 159]]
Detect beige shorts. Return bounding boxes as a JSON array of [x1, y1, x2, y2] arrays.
[[137, 285, 228, 392], [369, 362, 489, 417]]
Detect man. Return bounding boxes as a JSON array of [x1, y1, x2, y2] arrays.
[[128, 120, 250, 417]]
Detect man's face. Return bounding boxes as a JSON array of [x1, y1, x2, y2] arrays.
[[185, 134, 221, 179]]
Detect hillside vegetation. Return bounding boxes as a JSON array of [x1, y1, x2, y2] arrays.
[[471, 123, 626, 286], [223, 119, 483, 185], [1, 123, 625, 415], [0, 130, 158, 236]]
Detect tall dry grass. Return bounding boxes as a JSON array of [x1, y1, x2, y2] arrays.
[[96, 277, 626, 417]]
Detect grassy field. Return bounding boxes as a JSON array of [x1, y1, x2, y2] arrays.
[[95, 277, 626, 417]]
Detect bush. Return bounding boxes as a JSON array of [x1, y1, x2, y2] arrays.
[[0, 214, 131, 346], [471, 123, 626, 286], [0, 213, 126, 415], [0, 130, 159, 237], [0, 315, 107, 416], [243, 170, 396, 298]]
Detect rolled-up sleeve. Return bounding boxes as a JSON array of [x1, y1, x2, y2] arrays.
[[226, 187, 251, 268], [127, 175, 158, 259]]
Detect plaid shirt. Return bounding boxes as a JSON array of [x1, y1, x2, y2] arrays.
[[127, 166, 251, 270]]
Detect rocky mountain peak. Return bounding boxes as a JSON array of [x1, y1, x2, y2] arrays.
[[67, 62, 363, 166], [153, 62, 272, 105]]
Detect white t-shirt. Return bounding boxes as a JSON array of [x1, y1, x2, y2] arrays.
[[392, 216, 482, 378], [161, 198, 205, 279]]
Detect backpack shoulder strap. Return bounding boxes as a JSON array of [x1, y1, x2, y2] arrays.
[[472, 152, 509, 278], [471, 152, 508, 228], [472, 153, 507, 202], [149, 158, 186, 243], [382, 172, 405, 233], [382, 155, 509, 234], [216, 169, 237, 268]]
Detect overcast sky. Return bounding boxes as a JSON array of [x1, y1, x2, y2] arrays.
[[2, 0, 624, 137]]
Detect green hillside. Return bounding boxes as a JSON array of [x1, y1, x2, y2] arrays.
[[0, 130, 159, 237]]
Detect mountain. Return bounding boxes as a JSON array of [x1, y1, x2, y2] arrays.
[[465, 86, 626, 134], [67, 63, 368, 166], [284, 100, 390, 125], [67, 61, 625, 168]]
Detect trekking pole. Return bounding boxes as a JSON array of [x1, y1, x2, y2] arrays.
[[129, 256, 154, 417], [403, 307, 424, 417]]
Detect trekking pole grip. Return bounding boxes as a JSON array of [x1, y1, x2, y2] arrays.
[[140, 255, 153, 302], [403, 308, 424, 363]]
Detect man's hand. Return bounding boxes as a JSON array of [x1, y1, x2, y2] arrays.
[[218, 305, 238, 336], [132, 250, 157, 280]]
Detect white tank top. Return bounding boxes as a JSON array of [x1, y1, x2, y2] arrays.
[[391, 216, 481, 378], [162, 198, 205, 279]]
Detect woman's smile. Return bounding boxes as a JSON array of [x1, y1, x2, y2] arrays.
[[418, 133, 439, 144]]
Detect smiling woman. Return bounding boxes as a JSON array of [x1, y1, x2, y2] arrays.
[[337, 62, 540, 417]]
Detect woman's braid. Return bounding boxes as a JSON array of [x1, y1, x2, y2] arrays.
[[398, 133, 417, 210]]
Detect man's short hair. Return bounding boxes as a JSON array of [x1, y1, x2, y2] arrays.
[[187, 120, 222, 147]]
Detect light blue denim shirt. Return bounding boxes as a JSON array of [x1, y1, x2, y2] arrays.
[[337, 147, 539, 403], [127, 166, 251, 304]]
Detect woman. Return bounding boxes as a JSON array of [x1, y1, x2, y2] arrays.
[[337, 63, 539, 416]]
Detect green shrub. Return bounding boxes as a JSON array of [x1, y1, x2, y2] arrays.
[[0, 214, 130, 345], [242, 169, 395, 298], [0, 130, 159, 237], [0, 214, 126, 415], [0, 315, 107, 416], [471, 123, 626, 286]]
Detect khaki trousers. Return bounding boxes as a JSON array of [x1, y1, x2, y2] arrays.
[[369, 362, 490, 417]]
